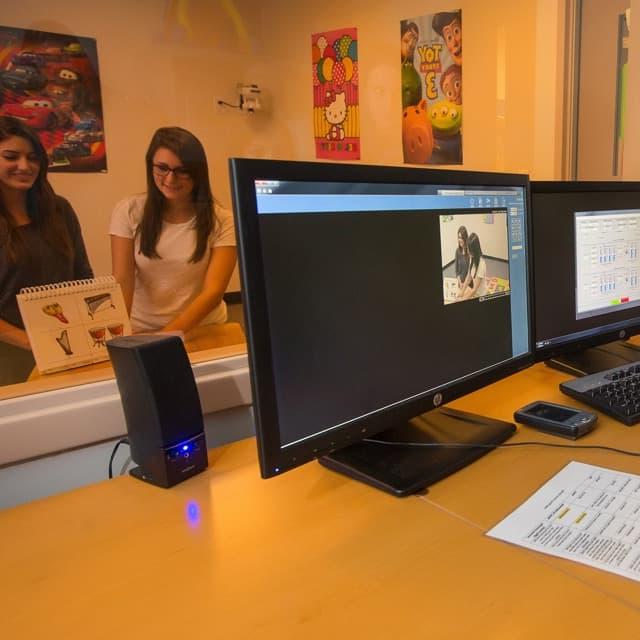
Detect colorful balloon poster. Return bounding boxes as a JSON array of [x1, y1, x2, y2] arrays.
[[401, 11, 462, 165], [0, 25, 107, 172], [312, 28, 359, 161]]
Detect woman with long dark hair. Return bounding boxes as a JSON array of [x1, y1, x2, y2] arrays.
[[0, 116, 93, 385], [460, 232, 487, 299], [454, 224, 469, 297], [109, 127, 236, 333]]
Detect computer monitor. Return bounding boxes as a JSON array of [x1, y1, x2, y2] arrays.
[[230, 159, 533, 496], [531, 181, 640, 375]]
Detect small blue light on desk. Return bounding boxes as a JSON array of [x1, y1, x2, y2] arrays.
[[182, 444, 189, 451], [186, 500, 200, 528]]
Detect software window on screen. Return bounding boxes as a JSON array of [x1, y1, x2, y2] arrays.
[[575, 210, 640, 320]]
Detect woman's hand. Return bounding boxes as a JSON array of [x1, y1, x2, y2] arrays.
[[0, 320, 32, 350], [457, 275, 470, 299], [162, 246, 237, 333], [110, 234, 136, 315]]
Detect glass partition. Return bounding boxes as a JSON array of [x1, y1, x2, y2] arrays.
[[1, 0, 566, 405]]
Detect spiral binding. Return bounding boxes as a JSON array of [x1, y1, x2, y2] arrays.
[[19, 275, 117, 300]]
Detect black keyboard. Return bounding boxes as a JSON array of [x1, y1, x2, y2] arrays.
[[560, 362, 640, 426]]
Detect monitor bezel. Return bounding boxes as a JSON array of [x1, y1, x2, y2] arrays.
[[230, 158, 534, 478], [531, 180, 640, 363]]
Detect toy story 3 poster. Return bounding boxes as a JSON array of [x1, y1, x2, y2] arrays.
[[312, 27, 359, 161], [401, 10, 462, 165], [0, 26, 107, 172]]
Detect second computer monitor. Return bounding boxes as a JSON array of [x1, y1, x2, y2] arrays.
[[531, 181, 640, 373]]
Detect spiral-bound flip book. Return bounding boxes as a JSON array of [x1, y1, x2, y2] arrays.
[[17, 276, 132, 374]]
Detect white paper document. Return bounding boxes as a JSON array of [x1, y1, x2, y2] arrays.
[[487, 461, 640, 582]]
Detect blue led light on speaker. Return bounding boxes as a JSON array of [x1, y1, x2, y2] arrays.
[[182, 444, 189, 451]]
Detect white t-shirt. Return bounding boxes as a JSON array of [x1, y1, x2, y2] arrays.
[[109, 194, 236, 332], [470, 257, 487, 297]]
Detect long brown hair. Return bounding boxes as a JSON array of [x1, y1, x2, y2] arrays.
[[468, 232, 483, 277], [139, 126, 215, 263], [0, 116, 72, 264], [456, 225, 468, 256]]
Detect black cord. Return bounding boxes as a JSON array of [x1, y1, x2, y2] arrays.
[[217, 100, 241, 109], [362, 438, 640, 458], [108, 438, 130, 479]]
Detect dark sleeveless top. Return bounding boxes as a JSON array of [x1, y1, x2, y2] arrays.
[[0, 196, 93, 329]]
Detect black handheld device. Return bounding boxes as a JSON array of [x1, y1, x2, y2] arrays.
[[514, 400, 597, 439]]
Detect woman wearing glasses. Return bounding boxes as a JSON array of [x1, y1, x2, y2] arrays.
[[109, 127, 236, 333]]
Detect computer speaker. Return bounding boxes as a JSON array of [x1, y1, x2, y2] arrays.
[[107, 334, 208, 487]]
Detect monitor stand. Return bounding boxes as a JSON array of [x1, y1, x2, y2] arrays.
[[545, 340, 640, 377], [318, 406, 515, 497]]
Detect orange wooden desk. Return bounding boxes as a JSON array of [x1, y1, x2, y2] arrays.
[[2, 364, 640, 638]]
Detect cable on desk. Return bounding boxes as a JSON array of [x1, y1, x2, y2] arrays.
[[362, 438, 640, 458], [217, 100, 241, 109], [118, 455, 133, 477], [108, 438, 130, 479]]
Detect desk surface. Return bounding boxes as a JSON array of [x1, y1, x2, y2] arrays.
[[2, 363, 640, 638]]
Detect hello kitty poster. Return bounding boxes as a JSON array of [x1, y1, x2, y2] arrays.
[[312, 27, 359, 160]]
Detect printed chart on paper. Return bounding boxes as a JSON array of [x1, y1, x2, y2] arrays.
[[487, 461, 640, 582]]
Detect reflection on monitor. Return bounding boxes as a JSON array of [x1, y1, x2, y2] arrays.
[[231, 159, 532, 496], [532, 182, 640, 375]]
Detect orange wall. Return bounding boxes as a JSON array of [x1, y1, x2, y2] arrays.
[[245, 0, 563, 176]]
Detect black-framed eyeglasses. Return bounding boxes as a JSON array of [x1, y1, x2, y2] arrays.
[[152, 163, 192, 179]]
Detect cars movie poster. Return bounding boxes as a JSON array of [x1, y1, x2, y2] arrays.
[[401, 10, 462, 165], [312, 27, 360, 161], [0, 26, 107, 172]]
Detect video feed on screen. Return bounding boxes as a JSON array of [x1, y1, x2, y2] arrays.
[[439, 211, 511, 305]]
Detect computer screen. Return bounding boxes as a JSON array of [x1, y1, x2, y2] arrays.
[[531, 182, 640, 373], [230, 159, 533, 496]]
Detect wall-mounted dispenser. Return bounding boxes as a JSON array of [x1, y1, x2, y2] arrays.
[[217, 83, 261, 113]]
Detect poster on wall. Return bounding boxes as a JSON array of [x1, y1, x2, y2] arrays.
[[312, 27, 359, 161], [0, 25, 107, 172], [401, 10, 462, 165]]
